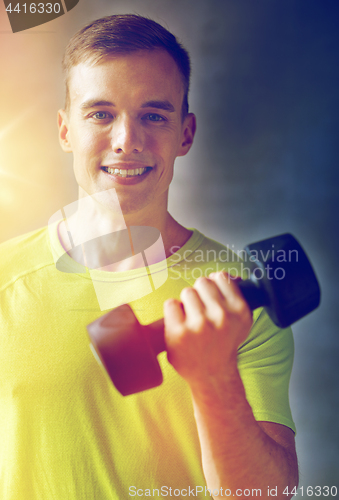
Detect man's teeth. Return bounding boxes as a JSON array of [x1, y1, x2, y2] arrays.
[[105, 167, 147, 177]]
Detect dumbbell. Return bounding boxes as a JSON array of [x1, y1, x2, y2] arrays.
[[87, 233, 320, 396]]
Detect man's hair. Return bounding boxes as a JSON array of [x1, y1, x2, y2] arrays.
[[62, 14, 191, 119]]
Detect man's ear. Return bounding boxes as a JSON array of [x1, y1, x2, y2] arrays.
[[177, 113, 196, 157], [57, 109, 72, 153]]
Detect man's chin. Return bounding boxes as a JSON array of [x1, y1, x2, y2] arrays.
[[76, 183, 159, 222], [76, 187, 126, 217]]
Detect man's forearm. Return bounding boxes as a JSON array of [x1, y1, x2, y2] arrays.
[[163, 276, 298, 500], [190, 363, 298, 500]]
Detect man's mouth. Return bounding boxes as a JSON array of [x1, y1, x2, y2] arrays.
[[101, 166, 150, 178]]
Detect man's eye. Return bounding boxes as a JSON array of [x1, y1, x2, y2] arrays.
[[92, 111, 111, 120], [146, 114, 164, 122]]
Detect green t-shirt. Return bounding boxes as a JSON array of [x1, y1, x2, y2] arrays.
[[0, 224, 295, 499]]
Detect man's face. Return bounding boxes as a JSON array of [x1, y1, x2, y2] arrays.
[[58, 49, 195, 216]]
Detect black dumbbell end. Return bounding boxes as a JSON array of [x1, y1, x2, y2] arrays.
[[242, 233, 321, 328]]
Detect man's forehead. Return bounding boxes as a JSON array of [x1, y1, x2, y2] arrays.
[[67, 49, 184, 108], [68, 49, 183, 90]]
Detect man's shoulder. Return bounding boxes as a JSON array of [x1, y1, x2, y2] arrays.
[[0, 226, 53, 291], [168, 229, 247, 285], [185, 229, 245, 264]]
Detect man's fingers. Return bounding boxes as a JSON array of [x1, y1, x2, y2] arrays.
[[180, 287, 205, 313], [193, 276, 225, 308], [180, 287, 209, 331], [192, 277, 234, 328], [164, 298, 185, 326], [164, 272, 252, 336], [208, 272, 249, 312]]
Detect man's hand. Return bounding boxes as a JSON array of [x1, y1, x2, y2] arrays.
[[163, 272, 253, 389]]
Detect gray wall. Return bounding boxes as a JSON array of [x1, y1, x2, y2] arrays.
[[1, 0, 338, 494]]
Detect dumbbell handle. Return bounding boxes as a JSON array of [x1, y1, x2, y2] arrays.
[[146, 319, 167, 355], [238, 279, 269, 310]]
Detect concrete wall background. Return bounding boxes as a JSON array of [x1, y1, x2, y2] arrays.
[[1, 0, 338, 493]]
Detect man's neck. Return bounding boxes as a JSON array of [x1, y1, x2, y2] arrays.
[[58, 191, 192, 272]]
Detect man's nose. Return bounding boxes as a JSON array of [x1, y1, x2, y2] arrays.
[[111, 116, 144, 154]]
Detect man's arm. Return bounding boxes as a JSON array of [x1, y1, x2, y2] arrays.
[[163, 272, 298, 500]]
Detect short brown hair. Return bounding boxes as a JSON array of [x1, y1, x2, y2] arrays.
[[62, 14, 191, 119]]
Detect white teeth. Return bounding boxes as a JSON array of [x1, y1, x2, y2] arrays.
[[105, 167, 147, 177]]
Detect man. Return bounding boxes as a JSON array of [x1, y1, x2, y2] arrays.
[[0, 14, 298, 499]]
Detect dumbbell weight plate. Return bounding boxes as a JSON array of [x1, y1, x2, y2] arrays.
[[241, 233, 321, 328], [88, 304, 163, 396]]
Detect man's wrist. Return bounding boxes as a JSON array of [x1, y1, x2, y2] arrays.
[[188, 357, 246, 409]]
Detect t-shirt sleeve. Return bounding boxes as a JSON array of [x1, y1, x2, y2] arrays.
[[237, 308, 296, 433]]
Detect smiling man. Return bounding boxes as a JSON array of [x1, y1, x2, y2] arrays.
[[57, 42, 196, 261], [0, 14, 298, 500]]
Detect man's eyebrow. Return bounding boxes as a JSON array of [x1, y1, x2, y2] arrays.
[[141, 100, 175, 112], [80, 99, 115, 110], [79, 99, 175, 112]]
